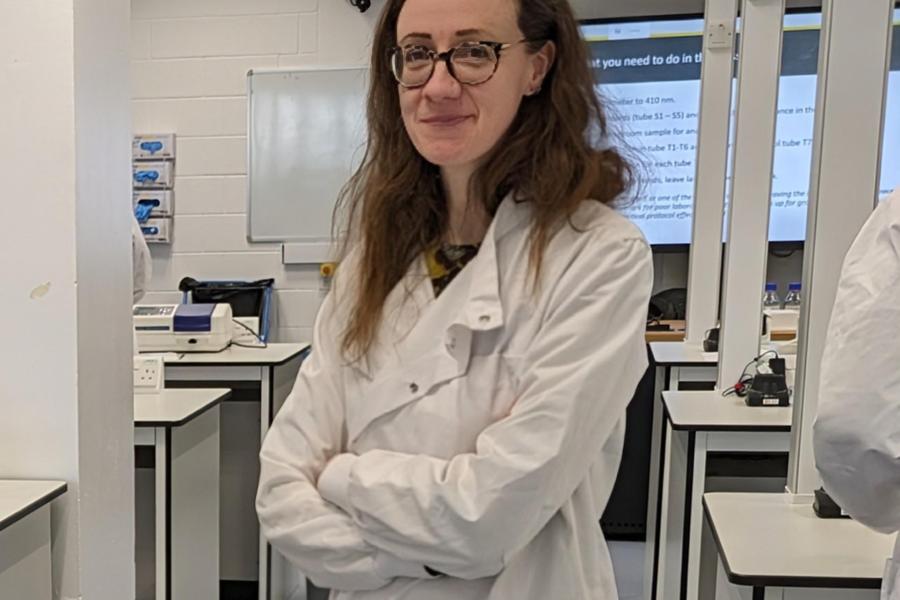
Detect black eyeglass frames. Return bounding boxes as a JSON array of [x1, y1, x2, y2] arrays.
[[389, 39, 531, 88]]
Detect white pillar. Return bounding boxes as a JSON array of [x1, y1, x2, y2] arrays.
[[787, 0, 894, 495], [684, 0, 739, 344], [0, 0, 134, 597], [717, 0, 785, 389]]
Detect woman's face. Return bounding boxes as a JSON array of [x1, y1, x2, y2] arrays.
[[395, 0, 552, 171]]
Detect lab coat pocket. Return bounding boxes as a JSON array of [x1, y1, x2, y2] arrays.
[[883, 557, 900, 600], [346, 348, 466, 445]]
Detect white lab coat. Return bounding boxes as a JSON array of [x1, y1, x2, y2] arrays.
[[132, 215, 152, 303], [814, 190, 900, 600], [132, 215, 153, 353], [256, 195, 653, 599]]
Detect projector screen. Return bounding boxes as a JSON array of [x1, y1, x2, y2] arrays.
[[582, 11, 900, 245]]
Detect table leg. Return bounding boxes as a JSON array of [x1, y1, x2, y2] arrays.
[[697, 508, 719, 600], [155, 427, 168, 600], [170, 408, 220, 600], [260, 367, 273, 600], [684, 432, 709, 600], [670, 366, 682, 391], [262, 357, 304, 600], [166, 365, 263, 590], [644, 365, 668, 600], [660, 426, 694, 599]]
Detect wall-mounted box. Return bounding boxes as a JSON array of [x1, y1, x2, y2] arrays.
[[141, 217, 172, 243], [134, 190, 174, 217], [133, 161, 174, 189], [133, 134, 176, 160]]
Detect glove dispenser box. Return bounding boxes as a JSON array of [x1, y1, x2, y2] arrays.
[[134, 190, 174, 218], [133, 134, 176, 160], [133, 161, 174, 189], [141, 218, 172, 243]]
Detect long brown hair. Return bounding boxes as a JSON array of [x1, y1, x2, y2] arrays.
[[335, 0, 635, 360]]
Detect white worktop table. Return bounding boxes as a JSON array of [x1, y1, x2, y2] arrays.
[[704, 492, 893, 599], [655, 391, 792, 600], [0, 480, 67, 600], [646, 342, 720, 600], [157, 343, 309, 366], [134, 388, 230, 600], [152, 342, 309, 600], [135, 388, 230, 427]]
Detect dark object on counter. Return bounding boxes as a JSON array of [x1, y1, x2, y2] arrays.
[[813, 488, 850, 519], [703, 327, 719, 352]]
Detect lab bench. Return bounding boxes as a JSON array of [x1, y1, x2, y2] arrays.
[[704, 492, 891, 599], [158, 343, 309, 600], [0, 480, 67, 600], [134, 388, 230, 600]]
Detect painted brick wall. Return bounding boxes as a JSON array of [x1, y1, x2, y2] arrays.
[[131, 0, 381, 342], [131, 0, 804, 330]]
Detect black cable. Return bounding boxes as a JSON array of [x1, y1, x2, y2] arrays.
[[755, 349, 778, 364], [232, 319, 268, 349], [721, 350, 779, 397]]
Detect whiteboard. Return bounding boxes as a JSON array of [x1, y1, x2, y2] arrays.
[[247, 67, 368, 243]]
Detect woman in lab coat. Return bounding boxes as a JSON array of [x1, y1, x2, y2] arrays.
[[256, 0, 653, 598], [814, 189, 900, 600]]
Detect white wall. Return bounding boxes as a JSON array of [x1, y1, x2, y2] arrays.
[[0, 0, 134, 598], [571, 0, 821, 20], [131, 0, 383, 342], [129, 0, 804, 327]]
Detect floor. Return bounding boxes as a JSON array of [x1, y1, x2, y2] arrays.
[[222, 541, 647, 600], [610, 541, 645, 600]]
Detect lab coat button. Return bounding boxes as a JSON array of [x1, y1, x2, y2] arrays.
[[478, 314, 491, 323], [409, 382, 419, 394]]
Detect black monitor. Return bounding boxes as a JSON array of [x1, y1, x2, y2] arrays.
[[580, 10, 900, 247]]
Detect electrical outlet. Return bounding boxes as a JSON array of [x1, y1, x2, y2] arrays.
[[133, 356, 164, 394]]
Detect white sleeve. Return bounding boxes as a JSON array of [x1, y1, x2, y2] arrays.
[[256, 273, 436, 591], [131, 215, 152, 303], [814, 211, 900, 533], [317, 237, 653, 579]]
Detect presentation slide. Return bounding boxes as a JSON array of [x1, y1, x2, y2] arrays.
[[582, 12, 900, 245]]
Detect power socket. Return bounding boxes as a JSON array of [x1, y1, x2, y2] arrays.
[[133, 356, 164, 394]]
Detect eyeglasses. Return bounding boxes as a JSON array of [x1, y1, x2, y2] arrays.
[[389, 40, 529, 88]]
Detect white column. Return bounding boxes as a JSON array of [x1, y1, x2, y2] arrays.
[[787, 0, 894, 495], [684, 0, 739, 343], [0, 0, 134, 597], [717, 0, 785, 389]]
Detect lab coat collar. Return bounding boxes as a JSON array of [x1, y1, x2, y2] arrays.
[[351, 194, 531, 379], [447, 193, 530, 332]]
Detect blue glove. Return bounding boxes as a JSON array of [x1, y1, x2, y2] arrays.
[[134, 201, 155, 223]]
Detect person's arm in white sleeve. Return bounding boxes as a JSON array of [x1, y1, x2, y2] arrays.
[[814, 214, 900, 533], [317, 236, 653, 580], [256, 268, 436, 590], [132, 215, 152, 303]]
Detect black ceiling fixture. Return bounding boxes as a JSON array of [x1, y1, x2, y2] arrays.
[[349, 0, 372, 12]]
